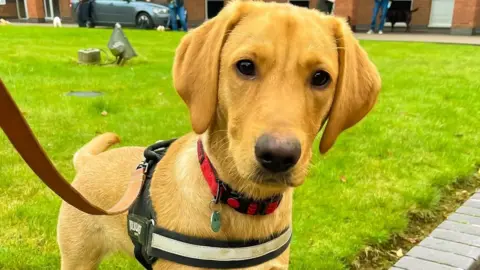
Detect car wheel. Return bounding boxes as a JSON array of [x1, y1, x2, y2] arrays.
[[136, 12, 153, 29]]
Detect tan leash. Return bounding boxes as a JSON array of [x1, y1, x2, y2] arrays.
[[0, 79, 143, 215]]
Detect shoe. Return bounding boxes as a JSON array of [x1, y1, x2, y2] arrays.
[[378, 30, 383, 35], [367, 30, 373, 34]]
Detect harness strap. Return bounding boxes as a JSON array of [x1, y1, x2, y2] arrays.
[[134, 245, 154, 270], [0, 79, 142, 215], [146, 226, 292, 269], [128, 140, 176, 269], [127, 140, 292, 269]]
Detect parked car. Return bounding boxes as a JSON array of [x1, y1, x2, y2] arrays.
[[70, 0, 186, 29]]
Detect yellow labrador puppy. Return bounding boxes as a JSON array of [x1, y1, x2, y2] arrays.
[[57, 1, 381, 269]]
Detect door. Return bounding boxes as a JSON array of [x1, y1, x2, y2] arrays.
[[52, 0, 61, 17], [44, 0, 60, 19], [429, 0, 455, 27], [16, 0, 28, 19], [44, 0, 53, 19]]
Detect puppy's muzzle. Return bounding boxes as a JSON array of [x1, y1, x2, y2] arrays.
[[255, 133, 301, 173]]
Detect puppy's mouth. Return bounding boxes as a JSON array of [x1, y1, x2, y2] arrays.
[[250, 169, 299, 188]]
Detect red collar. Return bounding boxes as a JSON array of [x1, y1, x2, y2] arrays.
[[197, 139, 283, 216]]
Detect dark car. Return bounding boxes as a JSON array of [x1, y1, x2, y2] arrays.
[[71, 0, 187, 29]]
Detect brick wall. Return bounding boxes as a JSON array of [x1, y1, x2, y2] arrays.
[[185, 0, 205, 26], [334, 0, 357, 25], [476, 0, 480, 26], [410, 0, 431, 25], [452, 0, 476, 28], [452, 0, 480, 34], [59, 0, 71, 20], [476, 0, 480, 33], [0, 0, 17, 18], [27, 0, 45, 21], [356, 0, 374, 25]]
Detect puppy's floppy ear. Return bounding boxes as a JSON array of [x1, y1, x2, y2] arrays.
[[319, 18, 381, 154], [173, 1, 249, 134]]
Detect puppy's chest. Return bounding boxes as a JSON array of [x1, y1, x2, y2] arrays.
[[151, 192, 287, 242]]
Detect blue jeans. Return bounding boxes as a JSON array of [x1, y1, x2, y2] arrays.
[[370, 0, 389, 31], [169, 5, 187, 32]]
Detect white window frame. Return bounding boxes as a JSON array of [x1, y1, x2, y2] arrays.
[[16, 0, 29, 19], [428, 0, 455, 28]]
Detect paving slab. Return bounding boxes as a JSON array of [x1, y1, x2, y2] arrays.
[[456, 206, 480, 217], [465, 199, 480, 209], [448, 213, 480, 226], [418, 236, 480, 260], [355, 33, 480, 45], [391, 191, 480, 270], [406, 246, 475, 269], [394, 256, 462, 270], [9, 22, 78, 27], [438, 220, 480, 237], [430, 228, 480, 248]]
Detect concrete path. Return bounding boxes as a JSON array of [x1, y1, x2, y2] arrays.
[[355, 33, 480, 45], [9, 22, 78, 27], [5, 22, 480, 45], [391, 191, 480, 270]]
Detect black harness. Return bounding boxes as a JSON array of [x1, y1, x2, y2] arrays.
[[127, 139, 292, 269]]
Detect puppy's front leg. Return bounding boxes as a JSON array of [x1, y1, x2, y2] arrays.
[[271, 247, 290, 269]]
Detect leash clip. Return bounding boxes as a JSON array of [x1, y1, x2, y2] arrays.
[[212, 180, 226, 204]]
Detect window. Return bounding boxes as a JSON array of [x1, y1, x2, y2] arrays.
[[206, 0, 224, 19], [289, 0, 309, 8]]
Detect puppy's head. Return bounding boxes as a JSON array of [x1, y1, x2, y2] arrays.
[[173, 1, 381, 191]]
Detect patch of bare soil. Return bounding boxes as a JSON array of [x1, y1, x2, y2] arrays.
[[351, 167, 480, 270]]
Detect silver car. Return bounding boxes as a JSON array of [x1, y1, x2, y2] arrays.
[[71, 0, 187, 29]]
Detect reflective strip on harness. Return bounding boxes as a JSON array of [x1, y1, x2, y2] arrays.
[[146, 227, 292, 269], [151, 226, 291, 261]]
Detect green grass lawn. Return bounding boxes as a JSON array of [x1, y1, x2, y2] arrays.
[[0, 26, 479, 270]]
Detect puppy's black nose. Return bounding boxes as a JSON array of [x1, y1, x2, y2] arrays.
[[255, 134, 301, 173]]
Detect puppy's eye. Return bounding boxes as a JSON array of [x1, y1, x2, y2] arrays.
[[311, 70, 331, 89], [236, 60, 256, 78]]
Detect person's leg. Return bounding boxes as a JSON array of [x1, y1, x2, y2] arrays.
[[169, 6, 178, 30], [378, 0, 389, 32], [369, 1, 381, 32], [178, 5, 187, 31]]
